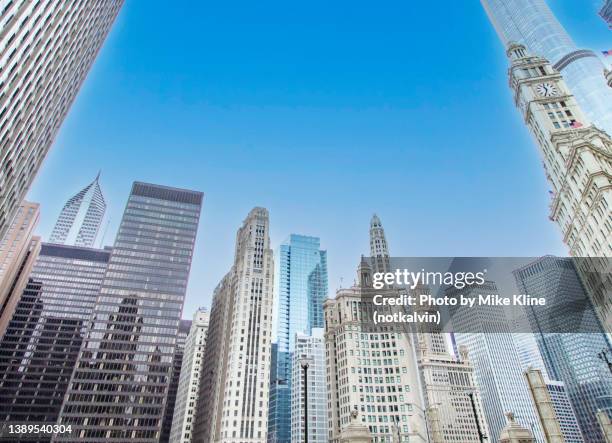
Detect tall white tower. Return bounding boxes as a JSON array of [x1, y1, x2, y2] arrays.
[[193, 208, 274, 443], [506, 43, 612, 327], [369, 214, 390, 274], [49, 173, 106, 248]]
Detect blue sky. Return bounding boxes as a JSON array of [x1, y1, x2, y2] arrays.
[[26, 0, 611, 318]]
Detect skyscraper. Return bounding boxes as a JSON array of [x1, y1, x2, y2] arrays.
[[193, 207, 274, 443], [0, 1, 124, 241], [600, 0, 612, 26], [324, 260, 427, 443], [161, 319, 192, 443], [0, 200, 40, 337], [370, 214, 390, 274], [269, 234, 328, 443], [448, 281, 545, 443], [55, 182, 203, 442], [291, 329, 328, 443], [0, 243, 110, 428], [504, 43, 612, 326], [169, 308, 210, 443], [49, 174, 107, 248], [481, 0, 612, 134], [514, 256, 612, 443]]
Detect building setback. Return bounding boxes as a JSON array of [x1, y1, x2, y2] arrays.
[[269, 235, 328, 443], [0, 243, 110, 428], [49, 174, 107, 248], [55, 182, 203, 442], [161, 319, 192, 443], [0, 0, 123, 240], [193, 208, 274, 443], [169, 308, 209, 443]]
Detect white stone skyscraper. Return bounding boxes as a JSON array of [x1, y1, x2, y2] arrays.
[[505, 43, 612, 327], [49, 173, 106, 247], [193, 207, 274, 443], [369, 214, 390, 274], [481, 0, 612, 134], [0, 0, 124, 241]]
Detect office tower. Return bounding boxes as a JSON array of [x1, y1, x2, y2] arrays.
[[170, 308, 210, 443], [55, 182, 203, 442], [324, 260, 427, 443], [0, 243, 110, 428], [505, 43, 612, 326], [481, 0, 612, 134], [193, 208, 274, 443], [514, 256, 612, 443], [0, 1, 124, 241], [448, 281, 545, 443], [269, 235, 328, 443], [161, 320, 192, 443], [0, 200, 40, 337], [600, 0, 612, 26], [546, 380, 584, 443], [411, 288, 489, 442], [49, 173, 107, 248], [369, 214, 390, 274], [524, 368, 567, 443], [513, 333, 550, 378], [291, 328, 327, 443]]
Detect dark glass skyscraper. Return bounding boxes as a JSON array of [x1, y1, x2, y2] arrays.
[[0, 243, 110, 429], [268, 235, 327, 443], [514, 256, 612, 443], [55, 182, 203, 443]]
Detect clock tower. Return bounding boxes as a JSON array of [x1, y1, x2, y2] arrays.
[[506, 43, 612, 328]]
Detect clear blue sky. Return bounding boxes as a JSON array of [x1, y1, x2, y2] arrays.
[[26, 0, 611, 318]]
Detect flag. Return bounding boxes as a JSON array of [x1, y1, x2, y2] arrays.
[[603, 50, 612, 56], [570, 120, 583, 128]]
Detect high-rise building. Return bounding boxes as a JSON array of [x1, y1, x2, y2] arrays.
[[269, 234, 328, 443], [411, 288, 490, 443], [0, 200, 40, 337], [369, 214, 390, 274], [193, 207, 274, 443], [0, 1, 124, 241], [0, 243, 110, 428], [161, 319, 192, 443], [169, 308, 210, 443], [546, 380, 585, 443], [513, 333, 550, 378], [514, 256, 612, 443], [324, 260, 427, 443], [481, 0, 612, 134], [600, 0, 612, 26], [448, 281, 545, 443], [291, 328, 328, 443], [505, 43, 612, 327], [49, 173, 107, 248], [55, 182, 203, 442]]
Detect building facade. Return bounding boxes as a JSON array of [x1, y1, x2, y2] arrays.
[[324, 261, 427, 443], [369, 214, 390, 274], [193, 208, 274, 443], [546, 380, 585, 443], [0, 0, 123, 240], [161, 319, 192, 443], [600, 0, 612, 26], [290, 328, 328, 443], [49, 174, 107, 248], [0, 200, 40, 337], [514, 256, 612, 443], [269, 235, 328, 443], [505, 43, 612, 328], [448, 281, 545, 443], [481, 0, 612, 134], [169, 308, 210, 443], [55, 182, 203, 442], [0, 243, 110, 427]]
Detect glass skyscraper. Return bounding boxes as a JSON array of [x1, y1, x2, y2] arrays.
[[49, 173, 107, 248], [55, 182, 203, 443], [514, 256, 612, 443], [481, 0, 612, 134], [269, 235, 328, 443], [0, 243, 110, 429]]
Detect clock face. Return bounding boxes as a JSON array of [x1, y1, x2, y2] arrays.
[[536, 82, 560, 97]]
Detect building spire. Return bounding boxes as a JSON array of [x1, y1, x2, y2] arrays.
[[369, 214, 390, 274]]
